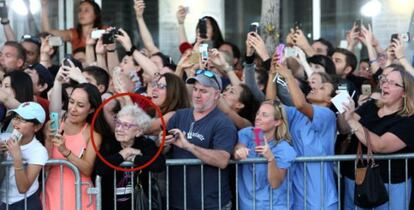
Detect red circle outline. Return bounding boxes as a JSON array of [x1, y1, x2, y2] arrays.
[[90, 92, 166, 172]]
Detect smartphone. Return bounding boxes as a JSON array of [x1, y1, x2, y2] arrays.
[[276, 44, 285, 64], [294, 21, 302, 31], [390, 33, 399, 43], [361, 84, 372, 96], [249, 22, 260, 35], [183, 6, 190, 14], [168, 130, 178, 139], [48, 36, 63, 47], [189, 51, 201, 64], [50, 112, 59, 134], [355, 19, 362, 33], [253, 127, 264, 146], [11, 129, 22, 143], [198, 18, 207, 39], [63, 57, 71, 67], [338, 83, 348, 94], [284, 47, 298, 58], [91, 29, 105, 39], [0, 0, 7, 20], [199, 43, 209, 62]]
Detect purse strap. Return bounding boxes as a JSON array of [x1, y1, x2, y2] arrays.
[[356, 127, 374, 166]]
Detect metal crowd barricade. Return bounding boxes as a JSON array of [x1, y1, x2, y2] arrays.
[[0, 159, 101, 210], [163, 153, 414, 210]]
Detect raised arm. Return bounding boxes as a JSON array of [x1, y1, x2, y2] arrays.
[[276, 64, 313, 119], [176, 5, 189, 45], [134, 0, 160, 55], [359, 25, 380, 74], [209, 48, 241, 86], [293, 29, 315, 57], [115, 28, 159, 81], [392, 36, 414, 76], [1, 16, 16, 41], [41, 0, 71, 41]]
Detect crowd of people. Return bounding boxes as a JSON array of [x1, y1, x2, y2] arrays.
[[0, 0, 413, 210]]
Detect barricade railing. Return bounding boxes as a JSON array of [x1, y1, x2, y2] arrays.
[[123, 153, 414, 210], [166, 153, 414, 210], [0, 159, 101, 210]]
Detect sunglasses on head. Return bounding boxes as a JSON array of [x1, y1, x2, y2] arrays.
[[195, 69, 221, 90]]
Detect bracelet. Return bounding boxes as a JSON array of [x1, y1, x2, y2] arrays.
[[267, 156, 275, 162], [107, 49, 116, 53], [14, 166, 24, 171], [64, 150, 72, 158], [126, 46, 136, 56], [397, 56, 406, 60]]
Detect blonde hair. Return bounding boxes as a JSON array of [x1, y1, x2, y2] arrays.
[[116, 105, 151, 132], [262, 100, 291, 143], [376, 64, 414, 117]]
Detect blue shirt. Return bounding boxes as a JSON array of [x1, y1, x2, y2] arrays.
[[284, 105, 338, 210], [237, 127, 296, 210], [167, 107, 237, 210]]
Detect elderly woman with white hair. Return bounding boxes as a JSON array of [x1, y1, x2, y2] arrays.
[[95, 105, 165, 210]]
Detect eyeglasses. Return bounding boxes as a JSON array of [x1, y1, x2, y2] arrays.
[[152, 82, 167, 90], [114, 119, 139, 130], [378, 75, 404, 89], [195, 69, 221, 90]]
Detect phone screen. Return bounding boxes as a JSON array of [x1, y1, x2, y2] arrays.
[[50, 112, 59, 134], [249, 22, 260, 34], [198, 18, 207, 39], [391, 33, 399, 43], [355, 19, 362, 32]]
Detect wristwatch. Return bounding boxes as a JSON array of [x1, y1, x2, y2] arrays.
[[126, 46, 136, 56], [1, 18, 10, 25]]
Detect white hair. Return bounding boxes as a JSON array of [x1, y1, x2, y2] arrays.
[[116, 105, 151, 132]]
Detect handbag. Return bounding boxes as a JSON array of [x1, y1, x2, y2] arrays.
[[135, 173, 163, 210], [354, 127, 389, 208]]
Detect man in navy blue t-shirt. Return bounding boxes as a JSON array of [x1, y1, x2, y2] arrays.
[[166, 69, 237, 210]]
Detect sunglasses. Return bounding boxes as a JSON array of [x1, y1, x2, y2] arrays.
[[195, 69, 221, 90]]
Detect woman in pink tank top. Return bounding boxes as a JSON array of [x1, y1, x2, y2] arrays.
[[44, 83, 111, 210]]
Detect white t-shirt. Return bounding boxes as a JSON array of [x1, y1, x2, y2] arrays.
[[0, 134, 48, 204]]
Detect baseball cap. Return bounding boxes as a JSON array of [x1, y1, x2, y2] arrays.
[[8, 102, 46, 124], [27, 63, 53, 88], [186, 69, 222, 91], [21, 34, 41, 48]]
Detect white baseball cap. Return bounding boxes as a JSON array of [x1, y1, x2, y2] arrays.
[[8, 102, 46, 124]]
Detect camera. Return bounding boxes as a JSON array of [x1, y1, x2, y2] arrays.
[[91, 29, 105, 39], [198, 18, 207, 39], [102, 28, 121, 44], [48, 36, 63, 47]]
